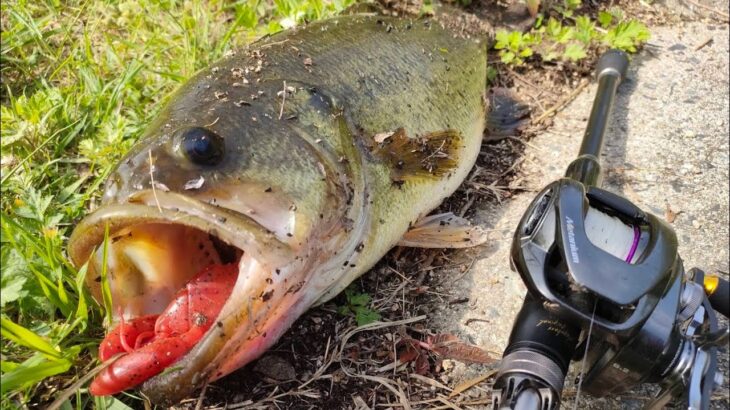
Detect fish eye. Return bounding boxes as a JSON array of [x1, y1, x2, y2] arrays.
[[180, 127, 225, 166]]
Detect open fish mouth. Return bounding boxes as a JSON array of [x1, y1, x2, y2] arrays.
[[68, 190, 305, 396]]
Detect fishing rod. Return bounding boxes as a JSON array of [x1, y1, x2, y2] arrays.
[[491, 50, 729, 410]]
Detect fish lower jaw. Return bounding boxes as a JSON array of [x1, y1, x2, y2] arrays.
[[210, 280, 315, 380], [136, 255, 316, 404]]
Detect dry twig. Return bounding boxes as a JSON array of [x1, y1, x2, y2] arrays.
[[531, 80, 590, 125], [278, 80, 287, 120], [694, 36, 714, 51], [148, 150, 163, 213], [47, 354, 124, 410], [684, 0, 730, 21]]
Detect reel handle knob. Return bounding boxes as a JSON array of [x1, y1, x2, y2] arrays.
[[596, 49, 629, 82], [705, 275, 730, 319]]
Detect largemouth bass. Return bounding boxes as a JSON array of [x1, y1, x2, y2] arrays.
[[68, 14, 491, 404]]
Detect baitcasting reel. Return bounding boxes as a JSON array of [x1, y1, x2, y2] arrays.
[[491, 50, 729, 410]]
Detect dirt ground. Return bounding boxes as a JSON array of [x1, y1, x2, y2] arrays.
[[191, 1, 730, 409]]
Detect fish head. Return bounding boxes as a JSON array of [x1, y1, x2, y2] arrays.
[[68, 76, 360, 402]]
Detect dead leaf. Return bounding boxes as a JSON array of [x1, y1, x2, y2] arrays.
[[415, 353, 430, 375], [398, 344, 419, 364], [665, 203, 682, 223], [427, 333, 498, 364], [448, 370, 496, 398], [252, 355, 295, 381], [409, 373, 451, 391], [346, 346, 360, 361], [374, 131, 395, 143]]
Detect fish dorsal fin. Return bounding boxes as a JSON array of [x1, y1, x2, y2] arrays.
[[398, 212, 487, 248], [370, 128, 463, 183]]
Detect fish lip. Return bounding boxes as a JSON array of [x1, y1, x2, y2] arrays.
[[68, 189, 295, 273]]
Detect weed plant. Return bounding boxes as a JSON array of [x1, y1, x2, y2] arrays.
[[495, 1, 650, 65]]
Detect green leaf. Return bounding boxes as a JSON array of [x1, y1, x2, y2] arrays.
[[500, 51, 516, 64], [545, 18, 561, 38], [563, 0, 581, 11], [542, 51, 559, 62], [486, 66, 498, 83], [0, 360, 20, 373], [604, 20, 650, 52], [0, 316, 62, 359], [354, 307, 381, 326], [99, 224, 114, 326], [94, 396, 135, 410], [598, 11, 613, 28], [0, 274, 27, 307], [494, 30, 510, 50], [546, 18, 574, 43], [57, 276, 69, 306], [574, 15, 595, 44], [237, 3, 258, 29], [534, 14, 544, 29], [508, 31, 524, 49], [73, 262, 89, 326], [0, 353, 72, 395], [526, 32, 543, 46], [348, 292, 371, 307], [563, 43, 587, 61], [608, 6, 624, 21]]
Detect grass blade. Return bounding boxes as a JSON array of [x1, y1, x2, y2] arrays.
[[99, 224, 114, 326], [0, 317, 62, 360], [0, 353, 72, 396]]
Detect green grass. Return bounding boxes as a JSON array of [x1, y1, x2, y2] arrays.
[[0, 1, 352, 408]]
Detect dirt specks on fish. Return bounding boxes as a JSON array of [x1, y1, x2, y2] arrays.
[[183, 176, 205, 190], [261, 290, 274, 302], [230, 67, 244, 78], [214, 91, 228, 101], [374, 130, 395, 143]]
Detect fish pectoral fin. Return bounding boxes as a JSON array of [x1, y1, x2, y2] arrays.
[[373, 128, 463, 182], [485, 87, 531, 141], [398, 212, 487, 248]]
